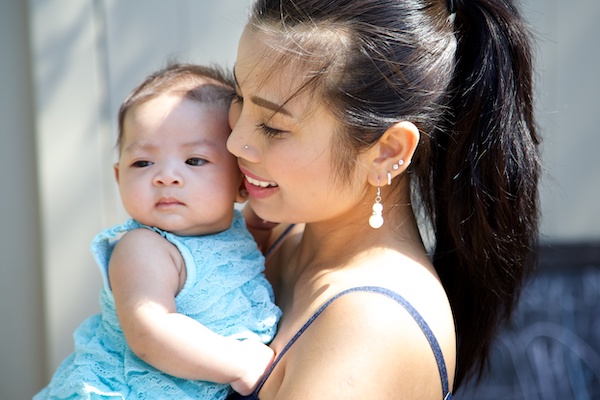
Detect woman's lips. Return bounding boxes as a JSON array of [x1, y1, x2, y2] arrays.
[[240, 168, 279, 199], [243, 177, 279, 199]]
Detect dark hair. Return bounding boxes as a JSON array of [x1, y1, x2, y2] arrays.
[[250, 0, 540, 389], [116, 63, 235, 152]]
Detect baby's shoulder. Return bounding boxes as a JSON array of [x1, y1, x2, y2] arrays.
[[113, 227, 182, 264]]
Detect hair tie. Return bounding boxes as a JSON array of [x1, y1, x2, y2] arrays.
[[446, 0, 456, 24], [447, 0, 456, 14]]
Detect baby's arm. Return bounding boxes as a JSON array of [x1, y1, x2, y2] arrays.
[[109, 228, 274, 395]]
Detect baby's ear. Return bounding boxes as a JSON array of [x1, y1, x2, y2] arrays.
[[234, 176, 249, 204], [113, 163, 120, 183]]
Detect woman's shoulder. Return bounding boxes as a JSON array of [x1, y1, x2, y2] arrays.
[[311, 252, 455, 394], [276, 281, 455, 398]]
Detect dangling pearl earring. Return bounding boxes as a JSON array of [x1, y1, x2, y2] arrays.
[[369, 180, 384, 229]]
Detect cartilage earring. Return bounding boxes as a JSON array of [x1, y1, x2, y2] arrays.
[[392, 159, 405, 170], [244, 145, 249, 150], [369, 181, 384, 229]]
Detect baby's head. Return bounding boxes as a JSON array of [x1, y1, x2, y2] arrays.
[[114, 64, 246, 236], [117, 63, 235, 153]]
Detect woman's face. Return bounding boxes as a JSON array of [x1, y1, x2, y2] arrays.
[[227, 28, 371, 225]]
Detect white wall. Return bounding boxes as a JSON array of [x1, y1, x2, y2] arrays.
[[0, 0, 598, 398], [526, 0, 600, 243], [0, 1, 45, 399], [1, 1, 250, 398]]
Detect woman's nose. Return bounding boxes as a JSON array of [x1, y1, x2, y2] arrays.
[[227, 116, 259, 162], [227, 102, 245, 157], [226, 125, 245, 157]]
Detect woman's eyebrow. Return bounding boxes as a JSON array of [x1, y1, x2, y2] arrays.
[[233, 65, 292, 117], [250, 96, 292, 117]]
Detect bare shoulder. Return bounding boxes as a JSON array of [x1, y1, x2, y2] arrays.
[[109, 228, 185, 295], [112, 228, 180, 262], [276, 285, 455, 399]]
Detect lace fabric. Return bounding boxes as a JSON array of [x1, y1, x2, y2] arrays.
[[35, 210, 280, 399]]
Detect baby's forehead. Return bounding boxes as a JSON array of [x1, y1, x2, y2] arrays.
[[123, 94, 230, 139]]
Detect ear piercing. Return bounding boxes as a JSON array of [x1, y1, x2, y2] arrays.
[[387, 159, 405, 186], [244, 145, 249, 150], [392, 159, 405, 170]]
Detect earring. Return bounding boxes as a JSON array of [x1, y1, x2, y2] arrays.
[[387, 171, 392, 186], [392, 159, 405, 170], [369, 181, 384, 229], [244, 145, 249, 150]]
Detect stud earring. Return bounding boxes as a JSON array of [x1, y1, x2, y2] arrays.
[[392, 159, 405, 170], [369, 180, 384, 229], [244, 145, 249, 150]]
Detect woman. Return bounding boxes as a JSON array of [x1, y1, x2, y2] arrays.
[[227, 0, 540, 398]]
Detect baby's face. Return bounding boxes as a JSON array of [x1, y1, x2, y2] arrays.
[[115, 94, 242, 236]]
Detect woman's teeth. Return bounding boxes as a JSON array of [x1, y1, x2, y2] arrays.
[[246, 175, 277, 188]]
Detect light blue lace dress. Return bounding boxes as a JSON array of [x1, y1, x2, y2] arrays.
[[35, 210, 281, 400]]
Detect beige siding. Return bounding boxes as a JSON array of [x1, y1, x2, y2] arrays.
[[0, 0, 597, 398]]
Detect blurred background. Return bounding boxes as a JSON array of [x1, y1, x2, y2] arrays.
[[1, 0, 598, 398]]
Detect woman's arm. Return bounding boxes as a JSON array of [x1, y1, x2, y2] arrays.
[[109, 228, 274, 395]]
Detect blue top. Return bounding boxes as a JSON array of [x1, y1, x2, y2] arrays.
[[35, 210, 281, 400], [228, 286, 453, 400]]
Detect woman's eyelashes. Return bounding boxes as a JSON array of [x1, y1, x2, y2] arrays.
[[233, 91, 287, 138], [256, 123, 285, 138], [232, 93, 243, 105]]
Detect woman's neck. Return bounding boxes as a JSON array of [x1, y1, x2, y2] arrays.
[[291, 200, 425, 281]]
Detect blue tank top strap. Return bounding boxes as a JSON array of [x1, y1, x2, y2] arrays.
[[264, 224, 296, 259], [228, 285, 452, 400]]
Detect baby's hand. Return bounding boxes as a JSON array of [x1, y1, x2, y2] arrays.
[[230, 340, 275, 395]]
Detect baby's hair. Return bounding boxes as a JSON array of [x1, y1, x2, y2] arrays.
[[116, 63, 235, 152]]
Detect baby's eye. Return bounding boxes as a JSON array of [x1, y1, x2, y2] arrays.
[[131, 160, 152, 168], [186, 158, 207, 166]]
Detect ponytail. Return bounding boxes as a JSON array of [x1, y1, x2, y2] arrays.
[[431, 0, 541, 388]]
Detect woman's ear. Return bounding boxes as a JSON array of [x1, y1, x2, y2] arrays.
[[368, 121, 419, 186]]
